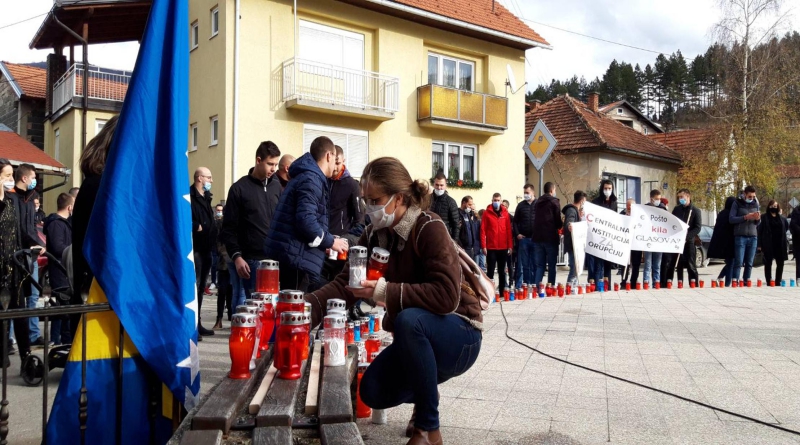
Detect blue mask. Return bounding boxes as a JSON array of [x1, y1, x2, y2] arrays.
[[679, 198, 687, 206], [745, 198, 753, 204], [203, 181, 212, 192], [492, 201, 500, 210], [27, 178, 37, 191]]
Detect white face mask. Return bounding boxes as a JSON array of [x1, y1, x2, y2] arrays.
[[523, 193, 532, 201], [464, 207, 472, 213], [434, 189, 445, 197], [603, 189, 612, 198], [2, 180, 13, 191], [652, 199, 660, 206], [367, 195, 396, 230]]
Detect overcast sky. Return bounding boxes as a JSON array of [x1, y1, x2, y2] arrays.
[[0, 0, 792, 92]]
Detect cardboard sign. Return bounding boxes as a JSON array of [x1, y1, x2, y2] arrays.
[[583, 202, 632, 266], [630, 204, 689, 253], [569, 221, 588, 283]]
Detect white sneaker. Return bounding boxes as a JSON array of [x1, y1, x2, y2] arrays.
[[209, 283, 217, 291]]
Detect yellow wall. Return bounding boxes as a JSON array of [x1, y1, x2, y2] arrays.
[[188, 0, 532, 207], [42, 109, 119, 211]]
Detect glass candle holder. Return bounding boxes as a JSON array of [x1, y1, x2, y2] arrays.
[[367, 247, 390, 281], [236, 304, 262, 365], [256, 259, 280, 294], [345, 322, 355, 345], [365, 333, 381, 362], [253, 293, 277, 350], [349, 246, 368, 288], [324, 314, 347, 366], [275, 311, 310, 380], [276, 290, 305, 330], [360, 316, 370, 338], [244, 299, 266, 358], [381, 335, 393, 349], [373, 310, 383, 332], [356, 363, 372, 418], [353, 320, 362, 342], [327, 298, 346, 314], [229, 313, 257, 379]]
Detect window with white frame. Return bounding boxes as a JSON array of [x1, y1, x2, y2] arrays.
[[95, 119, 107, 136], [190, 123, 198, 152], [303, 124, 368, 177], [54, 129, 60, 161], [210, 7, 219, 37], [298, 20, 364, 71], [432, 142, 477, 181], [210, 116, 218, 146], [191, 21, 199, 50], [427, 53, 474, 91], [616, 108, 623, 115]]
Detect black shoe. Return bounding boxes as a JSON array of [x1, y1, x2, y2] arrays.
[[198, 325, 214, 336], [31, 337, 54, 349], [197, 334, 203, 342]]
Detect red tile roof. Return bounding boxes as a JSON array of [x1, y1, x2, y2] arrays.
[[525, 95, 681, 163], [647, 129, 716, 158], [598, 100, 624, 113], [0, 129, 64, 171], [391, 0, 549, 46], [1, 62, 46, 100]]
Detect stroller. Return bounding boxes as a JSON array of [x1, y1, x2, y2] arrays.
[[12, 248, 73, 386]]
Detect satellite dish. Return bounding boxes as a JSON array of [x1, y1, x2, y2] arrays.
[[506, 64, 518, 92]]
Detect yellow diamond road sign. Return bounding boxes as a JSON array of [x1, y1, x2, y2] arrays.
[[524, 119, 557, 171]]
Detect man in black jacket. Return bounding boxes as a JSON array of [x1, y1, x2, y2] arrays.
[[562, 190, 586, 284], [532, 182, 562, 285], [322, 146, 363, 281], [458, 196, 481, 261], [13, 164, 43, 346], [588, 180, 617, 285], [43, 192, 73, 344], [430, 173, 460, 239], [665, 188, 702, 285], [191, 166, 216, 338], [222, 142, 282, 309], [513, 184, 536, 286]]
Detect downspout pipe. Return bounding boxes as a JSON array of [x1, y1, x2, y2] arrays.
[[233, 0, 241, 183]]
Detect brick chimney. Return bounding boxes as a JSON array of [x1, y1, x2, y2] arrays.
[[587, 92, 599, 112], [532, 100, 541, 111]]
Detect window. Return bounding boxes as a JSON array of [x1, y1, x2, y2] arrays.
[[210, 7, 219, 37], [616, 108, 624, 115], [602, 174, 641, 212], [643, 127, 649, 135], [210, 116, 218, 146], [54, 129, 60, 161], [95, 119, 107, 136], [191, 21, 199, 50], [303, 124, 368, 177], [432, 141, 477, 181], [427, 53, 474, 91], [299, 20, 364, 71], [189, 123, 198, 152]]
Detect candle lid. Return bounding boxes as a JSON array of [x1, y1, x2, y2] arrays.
[[353, 320, 361, 326], [381, 337, 393, 347], [327, 308, 347, 317], [244, 299, 264, 310], [323, 314, 347, 329], [370, 247, 390, 263], [280, 311, 310, 326], [278, 290, 304, 304], [236, 305, 258, 315], [349, 246, 368, 259], [252, 293, 278, 305], [360, 316, 370, 323], [231, 312, 257, 328], [327, 298, 346, 311], [346, 322, 354, 328], [257, 259, 280, 270], [367, 333, 381, 342]]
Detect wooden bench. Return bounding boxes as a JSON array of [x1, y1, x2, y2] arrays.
[[252, 426, 292, 445], [191, 350, 272, 433], [318, 344, 358, 425], [255, 343, 312, 427], [178, 429, 222, 445], [320, 422, 365, 445]]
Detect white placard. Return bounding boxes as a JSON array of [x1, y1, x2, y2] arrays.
[[570, 221, 588, 283], [630, 204, 689, 253], [583, 202, 632, 266]]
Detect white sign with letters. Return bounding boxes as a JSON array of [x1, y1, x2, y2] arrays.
[[629, 204, 689, 253], [583, 202, 632, 266], [570, 221, 588, 283]]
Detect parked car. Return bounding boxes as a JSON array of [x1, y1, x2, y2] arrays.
[[695, 226, 713, 268]]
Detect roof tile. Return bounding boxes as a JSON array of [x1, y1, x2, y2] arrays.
[[647, 129, 716, 158], [0, 129, 63, 170], [2, 62, 46, 100]]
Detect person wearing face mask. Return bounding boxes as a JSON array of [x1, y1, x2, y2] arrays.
[[0, 158, 33, 367], [729, 185, 761, 283], [429, 173, 460, 240], [532, 182, 563, 285], [757, 200, 788, 285], [563, 190, 587, 284], [265, 137, 348, 292], [664, 189, 702, 286], [43, 193, 74, 345], [33, 197, 45, 226], [587, 180, 617, 285], [642, 190, 667, 287], [513, 184, 537, 287], [190, 166, 216, 338], [305, 157, 482, 445], [481, 193, 514, 297], [208, 203, 224, 293], [708, 196, 737, 287], [619, 198, 643, 288], [457, 195, 481, 262], [322, 146, 364, 282]]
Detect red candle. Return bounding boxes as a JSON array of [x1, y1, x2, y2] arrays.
[[642, 282, 648, 290], [495, 291, 500, 303], [689, 281, 695, 289], [365, 334, 381, 362], [345, 322, 355, 345], [276, 290, 305, 330], [238, 303, 263, 360], [711, 280, 717, 288], [613, 283, 620, 292], [627, 283, 633, 291], [677, 281, 683, 289], [256, 260, 280, 294], [747, 280, 752, 287], [718, 279, 724, 287], [557, 285, 565, 297], [565, 285, 572, 295], [654, 282, 660, 289], [732, 280, 738, 288], [229, 313, 257, 379], [769, 280, 774, 287], [356, 364, 372, 418], [252, 293, 277, 353], [367, 247, 390, 281], [503, 289, 510, 301], [275, 312, 310, 380], [667, 281, 673, 289], [360, 317, 370, 338], [699, 280, 704, 288]]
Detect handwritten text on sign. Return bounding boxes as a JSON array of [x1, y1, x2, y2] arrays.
[[583, 202, 632, 266]]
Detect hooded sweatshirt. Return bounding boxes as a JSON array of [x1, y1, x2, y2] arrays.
[[562, 203, 580, 252]]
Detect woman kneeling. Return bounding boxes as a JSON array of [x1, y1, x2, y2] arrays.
[[306, 157, 483, 445]]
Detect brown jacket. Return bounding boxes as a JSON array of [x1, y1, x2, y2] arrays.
[[306, 207, 483, 332]]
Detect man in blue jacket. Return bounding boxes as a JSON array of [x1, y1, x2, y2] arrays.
[[730, 185, 761, 283], [265, 136, 348, 291]]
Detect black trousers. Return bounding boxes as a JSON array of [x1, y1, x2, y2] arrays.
[[279, 265, 311, 293], [763, 255, 784, 284], [5, 290, 31, 364], [486, 250, 508, 295], [622, 251, 643, 286], [194, 251, 212, 316], [216, 269, 233, 321], [665, 244, 698, 284]]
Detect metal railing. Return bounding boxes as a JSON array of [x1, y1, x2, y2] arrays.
[[52, 63, 131, 113], [417, 84, 508, 129], [281, 58, 400, 114]]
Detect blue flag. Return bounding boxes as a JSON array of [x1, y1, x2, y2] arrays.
[[46, 0, 196, 443]]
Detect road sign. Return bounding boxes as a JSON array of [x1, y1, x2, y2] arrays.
[[790, 197, 799, 208], [523, 119, 557, 171]]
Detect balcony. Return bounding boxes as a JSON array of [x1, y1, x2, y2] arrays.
[[281, 58, 399, 121], [52, 63, 131, 114], [417, 84, 508, 135]]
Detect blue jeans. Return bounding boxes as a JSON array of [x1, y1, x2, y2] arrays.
[[517, 238, 536, 286], [28, 261, 40, 342], [733, 236, 758, 281], [566, 248, 578, 284], [210, 251, 219, 285], [586, 254, 610, 284], [228, 259, 258, 310], [643, 252, 662, 285], [476, 253, 486, 272], [360, 308, 481, 431], [533, 241, 558, 285], [719, 257, 735, 286]]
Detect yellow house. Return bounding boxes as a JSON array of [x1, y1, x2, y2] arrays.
[[188, 0, 550, 206]]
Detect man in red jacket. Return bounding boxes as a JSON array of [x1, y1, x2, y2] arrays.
[[481, 192, 513, 296]]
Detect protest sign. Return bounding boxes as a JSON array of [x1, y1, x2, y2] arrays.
[[570, 221, 587, 283], [630, 204, 689, 253], [583, 202, 632, 266]]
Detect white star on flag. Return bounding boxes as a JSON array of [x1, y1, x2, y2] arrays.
[[177, 339, 200, 384], [185, 290, 198, 328], [183, 193, 191, 204], [184, 386, 199, 411]]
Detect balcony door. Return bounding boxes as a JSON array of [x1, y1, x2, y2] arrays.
[[299, 20, 365, 106]]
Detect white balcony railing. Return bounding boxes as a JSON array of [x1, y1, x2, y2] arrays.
[[282, 58, 399, 114], [52, 63, 131, 113]]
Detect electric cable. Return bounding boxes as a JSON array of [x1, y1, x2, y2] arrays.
[[497, 301, 800, 437]]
